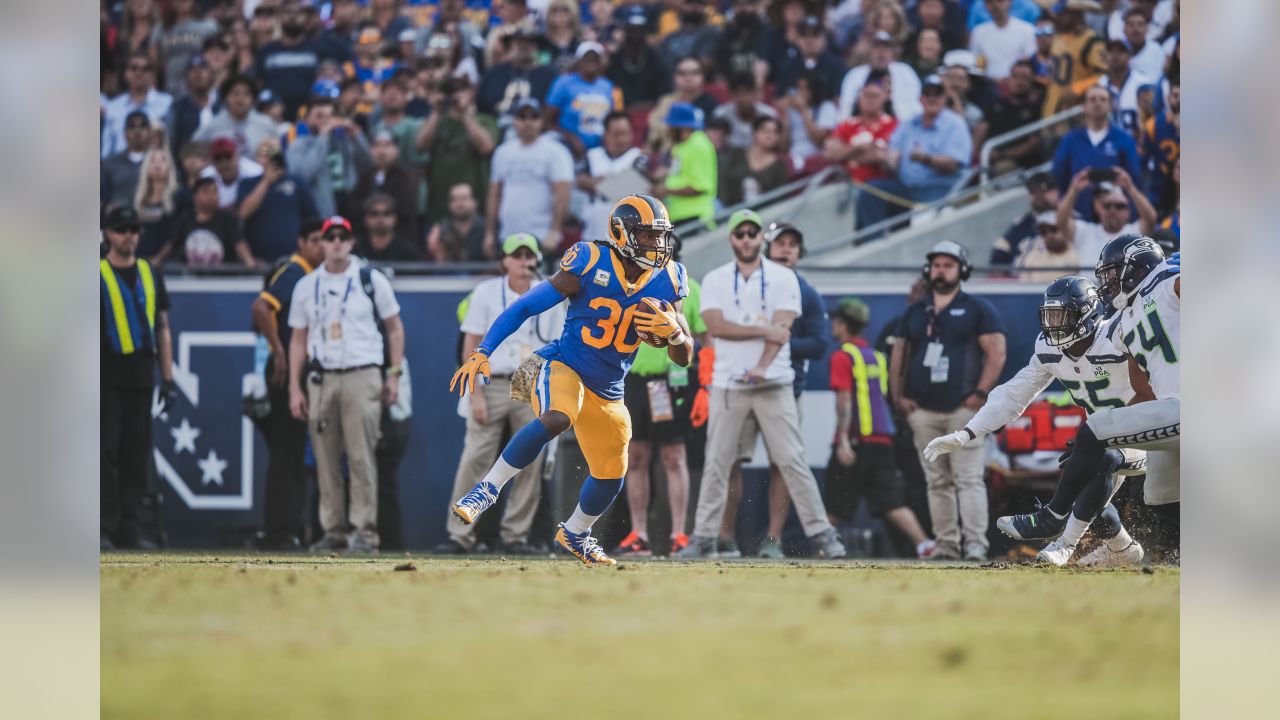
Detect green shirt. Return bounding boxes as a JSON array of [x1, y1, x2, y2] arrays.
[[630, 277, 706, 377], [664, 131, 717, 224], [426, 114, 499, 228]]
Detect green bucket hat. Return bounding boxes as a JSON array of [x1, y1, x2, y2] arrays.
[[502, 232, 543, 261]]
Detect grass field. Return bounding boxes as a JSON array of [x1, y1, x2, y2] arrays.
[[101, 553, 1178, 720]]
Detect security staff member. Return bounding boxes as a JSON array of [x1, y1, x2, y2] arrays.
[[889, 241, 1006, 561], [249, 219, 326, 550], [101, 206, 177, 549], [287, 216, 405, 553]]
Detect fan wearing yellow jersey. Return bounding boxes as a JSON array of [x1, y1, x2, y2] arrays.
[[1042, 2, 1108, 117]]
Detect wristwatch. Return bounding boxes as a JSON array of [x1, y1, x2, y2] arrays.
[[388, 365, 404, 377], [969, 388, 988, 401]]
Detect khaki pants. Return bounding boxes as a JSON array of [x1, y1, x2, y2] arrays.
[[445, 377, 544, 550], [692, 384, 833, 538], [907, 407, 987, 555], [308, 367, 383, 547]]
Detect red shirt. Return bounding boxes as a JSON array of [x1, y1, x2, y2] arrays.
[[830, 114, 898, 183], [828, 337, 894, 445]]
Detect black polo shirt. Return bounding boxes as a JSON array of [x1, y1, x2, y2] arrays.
[[259, 254, 313, 353], [897, 290, 1006, 412]]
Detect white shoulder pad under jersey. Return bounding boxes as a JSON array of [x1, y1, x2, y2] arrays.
[[1108, 262, 1181, 399], [1032, 328, 1136, 413]]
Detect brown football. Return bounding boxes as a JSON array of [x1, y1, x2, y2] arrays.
[[635, 328, 669, 348]]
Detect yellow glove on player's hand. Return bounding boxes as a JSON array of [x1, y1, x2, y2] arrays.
[[634, 298, 686, 345], [450, 350, 491, 397]]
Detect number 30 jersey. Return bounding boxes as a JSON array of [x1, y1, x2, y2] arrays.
[[966, 329, 1138, 438], [537, 241, 689, 400], [1108, 262, 1180, 400]]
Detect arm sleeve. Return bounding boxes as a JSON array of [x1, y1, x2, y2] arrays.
[[965, 359, 1056, 437], [558, 241, 596, 277], [549, 143, 575, 182], [941, 115, 973, 166], [828, 350, 853, 391], [975, 297, 1007, 335], [287, 278, 311, 329], [285, 137, 327, 184], [774, 268, 802, 315], [789, 284, 831, 361], [459, 282, 492, 336], [476, 280, 568, 355]]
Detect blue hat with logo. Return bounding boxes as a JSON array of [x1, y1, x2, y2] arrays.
[[665, 102, 704, 130]]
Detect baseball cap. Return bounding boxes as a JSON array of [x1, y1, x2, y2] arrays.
[[512, 96, 542, 115], [944, 49, 983, 75], [1035, 24, 1054, 37], [372, 128, 395, 144], [1035, 210, 1059, 228], [1025, 171, 1054, 191], [102, 206, 141, 232], [1095, 182, 1126, 203], [321, 216, 354, 236], [257, 88, 281, 107], [357, 26, 382, 46], [1106, 37, 1132, 53], [922, 74, 945, 92], [729, 209, 764, 231], [502, 232, 543, 260], [835, 298, 870, 327], [767, 222, 803, 245], [798, 16, 823, 34], [575, 41, 606, 60], [397, 28, 417, 44], [125, 110, 150, 128], [186, 54, 208, 72], [926, 240, 970, 265], [625, 9, 648, 27], [312, 78, 341, 99], [209, 137, 238, 157], [664, 102, 704, 130], [871, 30, 896, 45]]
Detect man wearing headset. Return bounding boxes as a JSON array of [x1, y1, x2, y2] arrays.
[[888, 241, 1007, 561]]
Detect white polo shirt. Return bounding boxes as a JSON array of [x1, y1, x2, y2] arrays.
[[461, 276, 567, 376], [288, 260, 401, 370], [700, 257, 802, 389]]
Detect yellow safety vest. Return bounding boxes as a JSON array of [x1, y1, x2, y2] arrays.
[[100, 258, 156, 355], [843, 342, 889, 437]]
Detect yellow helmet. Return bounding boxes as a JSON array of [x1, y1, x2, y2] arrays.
[[607, 194, 675, 269]]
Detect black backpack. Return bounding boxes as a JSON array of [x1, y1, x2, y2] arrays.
[[358, 265, 390, 368]]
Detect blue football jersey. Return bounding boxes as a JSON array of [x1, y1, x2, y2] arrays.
[[536, 241, 689, 400]]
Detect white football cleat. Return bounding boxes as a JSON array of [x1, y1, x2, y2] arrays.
[[1036, 537, 1077, 566], [1078, 539, 1144, 567]]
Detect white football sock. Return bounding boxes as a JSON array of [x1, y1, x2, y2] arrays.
[[480, 457, 520, 492], [1061, 515, 1090, 546], [1049, 508, 1068, 521], [564, 505, 599, 535], [1107, 527, 1134, 551]]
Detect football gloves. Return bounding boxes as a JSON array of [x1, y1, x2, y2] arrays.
[[634, 298, 686, 346], [923, 430, 972, 463], [450, 350, 491, 397]]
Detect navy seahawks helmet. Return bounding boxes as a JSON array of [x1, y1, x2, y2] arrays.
[[1039, 275, 1104, 348], [1094, 233, 1165, 310]]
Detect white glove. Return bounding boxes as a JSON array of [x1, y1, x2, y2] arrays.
[[923, 430, 973, 463]]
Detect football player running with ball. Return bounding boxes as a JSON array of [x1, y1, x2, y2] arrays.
[[449, 195, 694, 566], [924, 275, 1155, 566]]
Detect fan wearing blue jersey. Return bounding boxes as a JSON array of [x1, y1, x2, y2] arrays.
[[448, 194, 694, 566]]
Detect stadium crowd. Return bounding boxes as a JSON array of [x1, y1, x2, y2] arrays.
[[101, 0, 1182, 555]]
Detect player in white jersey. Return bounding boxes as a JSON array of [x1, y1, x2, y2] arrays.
[[924, 276, 1154, 566], [997, 235, 1180, 546]]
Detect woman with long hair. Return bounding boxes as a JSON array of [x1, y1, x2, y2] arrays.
[[116, 0, 160, 83], [777, 71, 840, 172], [848, 1, 910, 66], [719, 115, 789, 207], [133, 144, 182, 262], [544, 0, 583, 73]]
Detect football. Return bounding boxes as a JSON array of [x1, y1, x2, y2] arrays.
[[635, 328, 669, 348]]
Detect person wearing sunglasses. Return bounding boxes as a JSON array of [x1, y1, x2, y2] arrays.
[[1056, 167, 1156, 271]]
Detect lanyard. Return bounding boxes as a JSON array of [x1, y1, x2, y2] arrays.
[[733, 262, 766, 314], [501, 278, 552, 343], [314, 274, 355, 365]]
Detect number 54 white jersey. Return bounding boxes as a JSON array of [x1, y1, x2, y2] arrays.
[[1107, 262, 1180, 400]]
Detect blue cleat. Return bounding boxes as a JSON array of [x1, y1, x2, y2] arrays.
[[452, 481, 499, 525], [996, 501, 1066, 541], [553, 523, 617, 567]]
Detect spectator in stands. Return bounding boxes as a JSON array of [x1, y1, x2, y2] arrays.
[[351, 27, 398, 91], [968, 0, 1037, 81], [940, 50, 988, 147], [427, 183, 488, 262], [248, 5, 280, 58], [777, 70, 840, 170], [855, 76, 971, 232], [194, 75, 278, 160], [1056, 169, 1156, 268], [200, 136, 264, 208], [824, 75, 897, 184], [323, 0, 362, 60], [133, 146, 183, 261], [1107, 0, 1172, 42], [967, 0, 1042, 29], [485, 0, 535, 66], [202, 34, 234, 92], [1015, 211, 1080, 281], [254, 4, 329, 121], [177, 142, 210, 191], [985, 60, 1048, 172], [1144, 79, 1179, 212], [648, 57, 719, 155], [371, 78, 427, 211], [486, 98, 574, 254], [356, 193, 420, 262], [435, 233, 564, 555], [1099, 38, 1152, 142], [839, 31, 922, 123], [719, 116, 788, 206], [1029, 20, 1055, 86], [824, 298, 935, 558], [989, 171, 1059, 269], [608, 9, 671, 107], [419, 76, 499, 229], [1122, 7, 1167, 81], [111, 0, 160, 81], [546, 42, 620, 154], [905, 0, 966, 55], [102, 111, 153, 211], [353, 130, 419, 243], [238, 139, 319, 263], [906, 27, 946, 79], [713, 73, 778, 151], [773, 15, 846, 98], [156, 0, 218, 98], [890, 241, 1006, 561], [659, 0, 722, 71], [713, 0, 769, 87], [167, 56, 217, 163], [652, 102, 718, 225], [758, 0, 807, 75], [848, 1, 911, 67], [1042, 1, 1108, 117], [287, 97, 372, 220], [1051, 84, 1143, 217], [102, 51, 174, 159], [543, 0, 585, 72], [476, 27, 557, 122], [578, 112, 645, 243], [156, 176, 253, 267]]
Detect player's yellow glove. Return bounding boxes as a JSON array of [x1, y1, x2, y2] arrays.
[[450, 350, 491, 397], [633, 298, 686, 345]]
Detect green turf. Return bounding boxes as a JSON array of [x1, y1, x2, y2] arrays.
[[101, 553, 1178, 719]]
